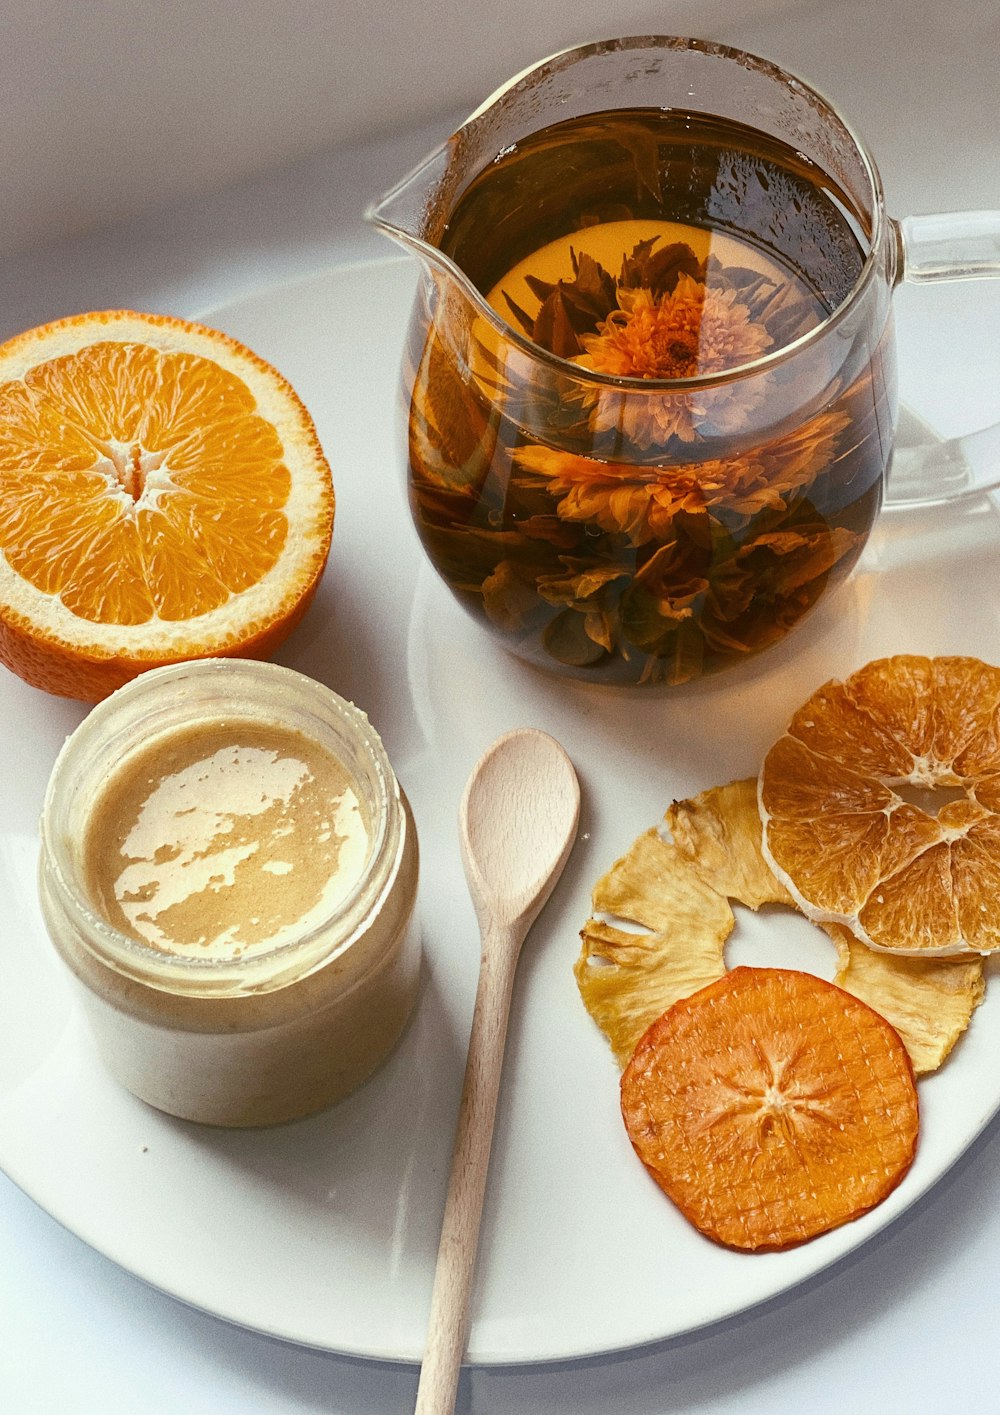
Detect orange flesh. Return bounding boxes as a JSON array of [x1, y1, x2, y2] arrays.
[[0, 341, 290, 625]]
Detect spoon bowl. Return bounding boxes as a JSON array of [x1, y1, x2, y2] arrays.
[[460, 727, 581, 929]]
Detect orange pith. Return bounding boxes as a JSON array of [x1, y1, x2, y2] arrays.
[[0, 310, 334, 700], [620, 966, 919, 1251], [759, 656, 1000, 956]]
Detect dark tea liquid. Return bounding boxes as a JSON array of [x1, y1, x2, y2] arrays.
[[406, 109, 895, 684]]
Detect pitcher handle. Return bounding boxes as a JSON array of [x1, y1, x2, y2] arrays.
[[885, 210, 1000, 507]]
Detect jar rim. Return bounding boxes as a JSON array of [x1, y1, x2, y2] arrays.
[[40, 659, 404, 997]]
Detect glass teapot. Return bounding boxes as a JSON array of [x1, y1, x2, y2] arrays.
[[369, 36, 1000, 687]]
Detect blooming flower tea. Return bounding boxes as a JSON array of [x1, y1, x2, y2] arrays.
[[405, 108, 895, 684]]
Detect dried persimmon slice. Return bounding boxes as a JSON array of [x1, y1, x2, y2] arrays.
[[620, 967, 919, 1251]]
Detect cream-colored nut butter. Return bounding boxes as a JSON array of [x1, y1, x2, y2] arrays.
[[38, 660, 420, 1127], [84, 721, 371, 960]]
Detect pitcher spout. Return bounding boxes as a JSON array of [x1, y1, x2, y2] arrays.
[[365, 143, 454, 259], [366, 43, 554, 257]]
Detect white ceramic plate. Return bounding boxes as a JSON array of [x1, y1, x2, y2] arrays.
[[2, 257, 1000, 1365]]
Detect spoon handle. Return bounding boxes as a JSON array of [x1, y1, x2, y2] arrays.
[[414, 924, 521, 1415]]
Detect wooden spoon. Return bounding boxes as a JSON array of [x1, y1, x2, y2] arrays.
[[414, 728, 581, 1414]]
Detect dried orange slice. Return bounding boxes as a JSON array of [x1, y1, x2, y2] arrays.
[[0, 310, 334, 700], [620, 966, 919, 1251], [759, 656, 1000, 956]]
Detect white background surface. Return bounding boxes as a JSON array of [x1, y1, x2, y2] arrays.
[[2, 0, 1000, 1411]]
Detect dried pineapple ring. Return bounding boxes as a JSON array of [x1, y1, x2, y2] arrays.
[[671, 779, 984, 1074], [621, 966, 919, 1252], [576, 778, 983, 1074], [759, 655, 1000, 956], [575, 829, 730, 1067], [667, 779, 795, 909], [822, 922, 984, 1076]]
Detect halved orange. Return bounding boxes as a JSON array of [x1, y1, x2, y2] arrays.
[[759, 656, 1000, 955], [620, 966, 919, 1251], [0, 310, 334, 700]]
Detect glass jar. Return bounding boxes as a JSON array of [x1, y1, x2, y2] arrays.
[[38, 658, 420, 1127]]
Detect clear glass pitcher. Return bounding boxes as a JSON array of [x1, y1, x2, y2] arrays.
[[369, 36, 1000, 687]]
